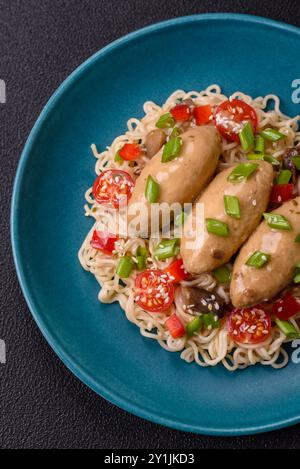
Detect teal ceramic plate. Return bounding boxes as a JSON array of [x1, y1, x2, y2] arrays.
[[11, 14, 300, 435]]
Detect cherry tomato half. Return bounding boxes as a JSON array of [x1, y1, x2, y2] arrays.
[[215, 99, 258, 142], [92, 169, 135, 208], [119, 143, 143, 161], [272, 294, 300, 320], [135, 269, 174, 313], [165, 313, 185, 338], [90, 230, 118, 255], [170, 104, 192, 122], [227, 307, 271, 344], [164, 259, 189, 283]]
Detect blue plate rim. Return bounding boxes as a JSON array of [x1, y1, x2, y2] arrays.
[[11, 13, 300, 436]]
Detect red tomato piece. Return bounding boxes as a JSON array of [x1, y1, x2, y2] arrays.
[[272, 294, 300, 320], [170, 104, 192, 122], [91, 230, 118, 255], [119, 143, 143, 161], [165, 313, 185, 338], [227, 307, 271, 344], [194, 105, 212, 125], [92, 169, 135, 208], [215, 99, 258, 142], [164, 259, 189, 283], [270, 184, 294, 204], [135, 269, 174, 313]]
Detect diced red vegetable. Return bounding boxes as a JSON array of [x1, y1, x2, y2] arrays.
[[170, 104, 192, 122], [270, 184, 294, 204], [92, 169, 135, 208], [91, 230, 118, 255], [134, 269, 174, 313], [165, 313, 185, 338], [164, 259, 189, 283], [227, 307, 271, 344], [119, 143, 143, 161], [272, 294, 300, 320], [194, 105, 212, 125], [215, 99, 258, 142]]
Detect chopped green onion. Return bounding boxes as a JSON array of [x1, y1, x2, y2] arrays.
[[156, 112, 175, 129], [294, 271, 300, 284], [247, 153, 264, 161], [186, 316, 202, 337], [136, 246, 148, 271], [227, 163, 258, 183], [206, 219, 229, 237], [145, 175, 160, 203], [295, 234, 300, 243], [116, 256, 134, 278], [276, 169, 292, 185], [170, 126, 182, 138], [213, 265, 232, 284], [114, 151, 123, 164], [246, 153, 280, 166], [136, 255, 146, 271], [175, 211, 187, 226], [224, 195, 241, 219], [263, 155, 280, 166], [202, 313, 220, 329], [263, 212, 292, 231], [136, 246, 148, 258], [260, 128, 285, 142], [275, 318, 300, 339], [154, 238, 179, 260], [161, 136, 183, 163], [246, 251, 270, 268], [293, 263, 300, 284], [293, 156, 300, 170], [239, 122, 254, 152], [254, 135, 265, 153]]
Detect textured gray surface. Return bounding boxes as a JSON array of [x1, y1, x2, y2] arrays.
[[2, 0, 300, 449]]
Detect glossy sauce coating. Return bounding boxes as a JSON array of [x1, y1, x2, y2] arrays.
[[180, 161, 274, 274], [127, 126, 221, 234], [231, 196, 300, 307]]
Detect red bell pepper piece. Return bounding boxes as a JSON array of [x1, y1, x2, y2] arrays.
[[164, 259, 189, 283], [165, 313, 185, 338], [270, 184, 294, 204], [91, 230, 118, 255], [170, 104, 192, 122], [272, 294, 300, 320], [193, 105, 212, 125]]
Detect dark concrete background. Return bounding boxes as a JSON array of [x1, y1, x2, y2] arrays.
[[1, 0, 300, 449]]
